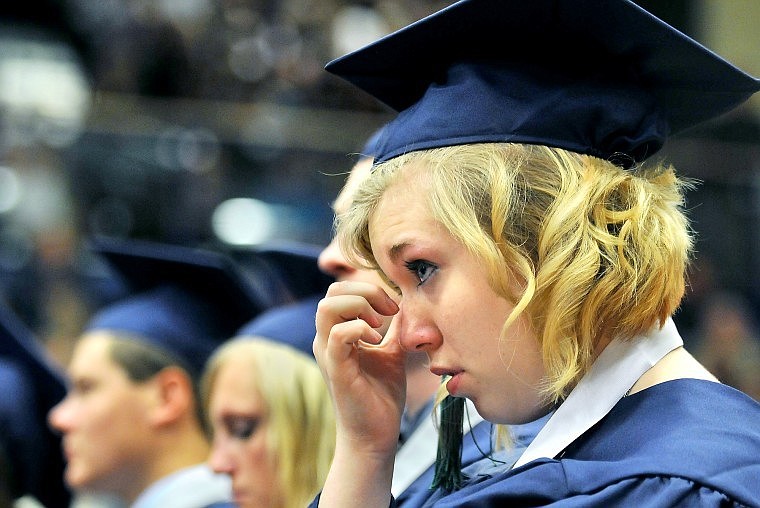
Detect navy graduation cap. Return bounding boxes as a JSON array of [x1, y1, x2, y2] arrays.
[[237, 295, 321, 358], [234, 241, 334, 357], [325, 0, 760, 166], [0, 302, 70, 507], [251, 241, 334, 301], [358, 124, 387, 161], [85, 237, 273, 379]]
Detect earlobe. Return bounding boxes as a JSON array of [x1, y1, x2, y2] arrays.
[[149, 367, 192, 427]]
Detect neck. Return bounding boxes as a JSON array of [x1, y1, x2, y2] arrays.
[[126, 425, 211, 504], [627, 346, 718, 396]]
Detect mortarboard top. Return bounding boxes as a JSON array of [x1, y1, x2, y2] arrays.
[[325, 0, 760, 165], [0, 302, 70, 507], [236, 295, 321, 358], [85, 236, 273, 379]]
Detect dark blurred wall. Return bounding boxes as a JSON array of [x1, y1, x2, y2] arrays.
[[0, 0, 756, 363]]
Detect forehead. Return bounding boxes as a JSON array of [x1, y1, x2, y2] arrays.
[[66, 333, 137, 389], [69, 333, 116, 369], [369, 182, 440, 255], [209, 356, 266, 413], [373, 159, 433, 210]]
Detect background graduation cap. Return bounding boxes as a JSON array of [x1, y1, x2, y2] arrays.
[[236, 295, 321, 358], [0, 302, 70, 507], [325, 0, 760, 166], [233, 240, 334, 357], [85, 236, 277, 379], [239, 240, 333, 302]]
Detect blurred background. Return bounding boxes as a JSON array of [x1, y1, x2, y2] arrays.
[[0, 0, 757, 397]]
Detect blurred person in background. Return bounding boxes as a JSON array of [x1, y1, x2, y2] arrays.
[[694, 290, 760, 400], [201, 336, 336, 508], [317, 132, 444, 444], [0, 302, 70, 508], [200, 244, 335, 508], [48, 238, 272, 508]]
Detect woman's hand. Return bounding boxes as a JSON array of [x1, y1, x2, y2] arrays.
[[313, 280, 407, 455], [313, 281, 406, 507]]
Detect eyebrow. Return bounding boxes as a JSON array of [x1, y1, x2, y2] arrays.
[[389, 242, 410, 263]]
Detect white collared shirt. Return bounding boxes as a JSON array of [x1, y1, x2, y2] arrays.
[[131, 464, 231, 508], [512, 318, 683, 469]]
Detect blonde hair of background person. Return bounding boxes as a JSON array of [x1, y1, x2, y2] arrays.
[[340, 143, 692, 406], [201, 337, 336, 508]]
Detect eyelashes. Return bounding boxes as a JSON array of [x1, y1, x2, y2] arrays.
[[222, 415, 261, 440], [385, 258, 439, 294], [405, 259, 438, 285]]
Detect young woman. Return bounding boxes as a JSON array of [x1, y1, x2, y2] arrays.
[[310, 0, 760, 506], [202, 337, 335, 508]]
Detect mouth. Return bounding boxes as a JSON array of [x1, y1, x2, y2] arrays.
[[430, 365, 461, 378], [61, 443, 74, 461], [430, 367, 464, 396], [232, 491, 249, 507], [231, 485, 246, 499]]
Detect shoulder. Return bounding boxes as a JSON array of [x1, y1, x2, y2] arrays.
[[562, 379, 760, 504], [133, 465, 232, 508], [571, 378, 760, 464], [433, 380, 760, 507], [434, 471, 755, 507]]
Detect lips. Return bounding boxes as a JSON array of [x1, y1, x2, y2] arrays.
[[430, 366, 464, 396], [232, 491, 249, 507], [430, 365, 459, 377], [61, 441, 75, 461], [445, 372, 463, 396]]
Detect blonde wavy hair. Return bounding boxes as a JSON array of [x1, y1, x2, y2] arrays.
[[201, 338, 336, 508], [338, 143, 693, 404]]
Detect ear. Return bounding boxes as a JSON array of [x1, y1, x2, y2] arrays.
[[148, 367, 194, 428]]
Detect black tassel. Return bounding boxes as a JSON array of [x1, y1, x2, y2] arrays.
[[430, 395, 465, 492]]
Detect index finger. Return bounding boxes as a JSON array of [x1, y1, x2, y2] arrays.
[[325, 280, 399, 317]]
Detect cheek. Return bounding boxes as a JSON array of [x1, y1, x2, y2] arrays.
[[441, 295, 507, 348], [244, 433, 272, 468], [243, 433, 278, 488], [86, 392, 151, 453], [65, 403, 144, 488]]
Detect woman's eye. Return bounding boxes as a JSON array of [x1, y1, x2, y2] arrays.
[[405, 259, 437, 285], [72, 378, 96, 395], [223, 416, 260, 440]]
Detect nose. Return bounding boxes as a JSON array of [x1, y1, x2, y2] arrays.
[[47, 397, 72, 434], [391, 302, 442, 353], [208, 437, 235, 475], [317, 238, 356, 280]]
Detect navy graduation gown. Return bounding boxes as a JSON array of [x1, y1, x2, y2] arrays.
[[426, 379, 759, 507], [395, 418, 493, 507], [397, 414, 549, 507]]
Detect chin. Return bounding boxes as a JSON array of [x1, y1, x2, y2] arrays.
[[470, 402, 504, 425], [65, 467, 89, 490], [233, 495, 254, 508], [471, 399, 532, 426]]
